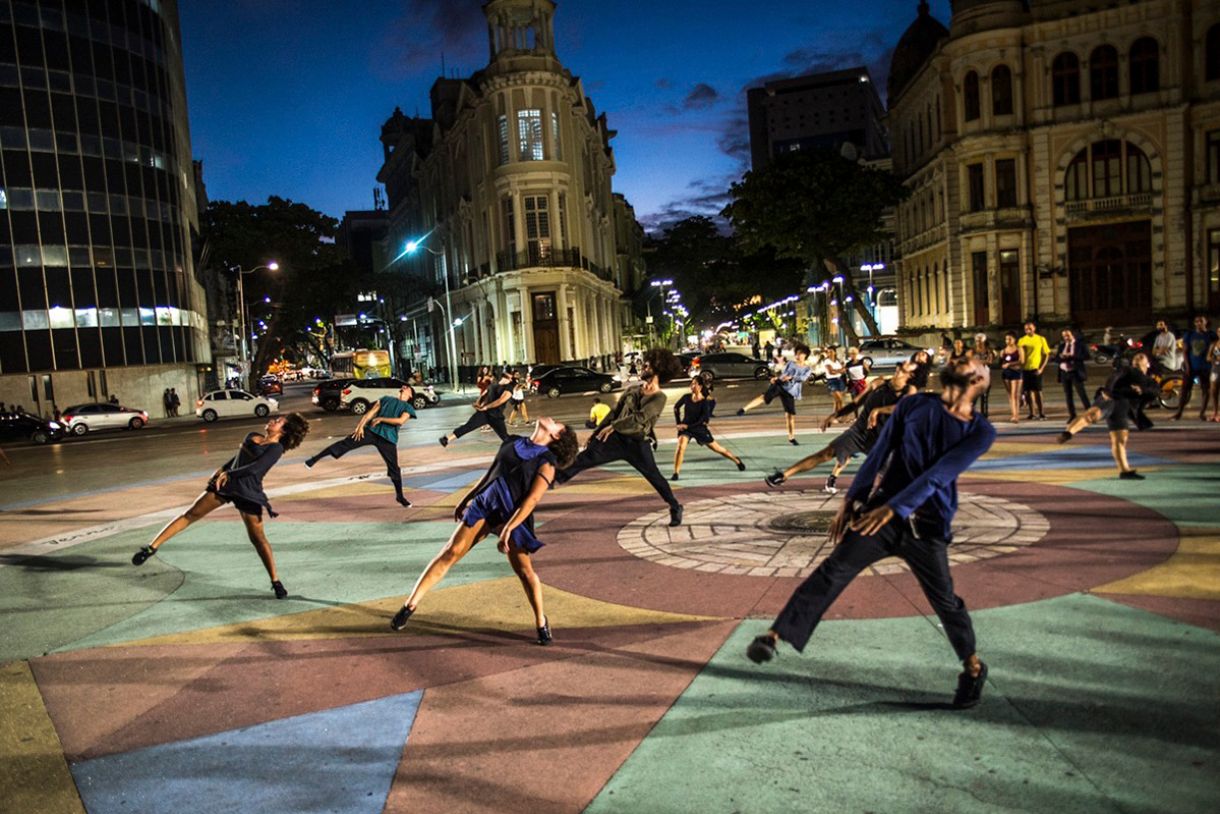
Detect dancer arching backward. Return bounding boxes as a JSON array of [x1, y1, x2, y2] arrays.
[[1057, 352, 1157, 480], [440, 368, 513, 447], [671, 373, 745, 480], [737, 343, 814, 445], [132, 414, 311, 599], [747, 361, 996, 709], [305, 383, 415, 507], [556, 348, 687, 526], [765, 361, 919, 494], [390, 418, 579, 643]]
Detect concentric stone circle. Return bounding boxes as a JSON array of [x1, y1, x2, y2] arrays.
[[617, 490, 1049, 578]]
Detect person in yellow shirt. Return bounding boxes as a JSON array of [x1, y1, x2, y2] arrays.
[[586, 396, 611, 429], [1017, 321, 1051, 420]]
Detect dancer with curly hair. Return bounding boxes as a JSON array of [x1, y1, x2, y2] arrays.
[[131, 413, 311, 599], [390, 417, 579, 644], [671, 373, 744, 480]]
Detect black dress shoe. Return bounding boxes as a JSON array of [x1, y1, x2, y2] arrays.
[[952, 661, 988, 708], [438, 436, 449, 447], [735, 408, 746, 417], [1119, 470, 1145, 480], [765, 470, 786, 488], [390, 605, 414, 631], [747, 635, 777, 664], [668, 504, 684, 526], [271, 580, 288, 599], [736, 460, 746, 471], [537, 617, 553, 645], [670, 473, 679, 481], [132, 545, 156, 566]]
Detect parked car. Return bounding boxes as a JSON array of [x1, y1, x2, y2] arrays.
[[340, 377, 436, 413], [532, 366, 619, 398], [196, 389, 278, 422], [61, 403, 150, 436], [689, 352, 770, 381], [0, 412, 65, 445], [258, 375, 283, 396], [311, 378, 358, 412], [856, 338, 925, 368]]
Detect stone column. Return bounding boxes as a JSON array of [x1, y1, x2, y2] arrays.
[[519, 284, 534, 363], [556, 284, 571, 362]]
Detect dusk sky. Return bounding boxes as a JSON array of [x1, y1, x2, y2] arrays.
[[179, 0, 950, 232]]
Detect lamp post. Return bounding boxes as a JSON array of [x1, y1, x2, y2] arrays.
[[403, 235, 459, 392], [232, 262, 279, 380], [647, 278, 672, 345]]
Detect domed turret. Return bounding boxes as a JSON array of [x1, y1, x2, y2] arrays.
[[887, 2, 949, 104]]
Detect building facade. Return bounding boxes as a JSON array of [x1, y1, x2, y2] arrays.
[[0, 0, 207, 416], [376, 0, 641, 375], [888, 0, 1220, 338]]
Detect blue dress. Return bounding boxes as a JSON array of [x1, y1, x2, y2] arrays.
[[461, 437, 557, 552]]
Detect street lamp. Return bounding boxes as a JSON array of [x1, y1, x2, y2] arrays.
[[403, 234, 459, 392], [232, 261, 279, 378]]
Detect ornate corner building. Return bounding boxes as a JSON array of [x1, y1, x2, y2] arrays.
[[375, 0, 644, 373], [888, 0, 1220, 334]]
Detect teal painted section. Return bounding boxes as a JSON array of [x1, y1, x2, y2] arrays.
[[71, 690, 423, 814], [1070, 460, 1220, 528], [587, 594, 1220, 814]]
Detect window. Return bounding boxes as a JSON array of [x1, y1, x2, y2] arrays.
[[557, 192, 567, 247], [1091, 139, 1122, 197], [1066, 150, 1088, 200], [517, 109, 543, 161], [1207, 24, 1220, 82], [963, 71, 980, 121], [972, 251, 989, 325], [1129, 38, 1159, 95], [1209, 229, 1220, 299], [497, 114, 509, 165], [967, 163, 985, 212], [551, 111, 561, 161], [1090, 45, 1119, 100], [1127, 144, 1151, 193], [524, 195, 551, 262], [991, 65, 1013, 116], [501, 196, 516, 258], [995, 158, 1018, 207], [1208, 131, 1220, 184]]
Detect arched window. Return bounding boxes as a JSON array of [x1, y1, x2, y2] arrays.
[[963, 71, 980, 121], [992, 64, 1013, 115], [1063, 140, 1153, 201], [1066, 149, 1088, 200], [1090, 45, 1119, 100], [1052, 52, 1080, 106], [1207, 24, 1220, 82], [1092, 139, 1122, 197], [1127, 143, 1151, 193], [1129, 37, 1159, 95]]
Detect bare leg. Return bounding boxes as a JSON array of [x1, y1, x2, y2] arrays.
[[741, 394, 766, 413], [831, 391, 844, 413], [402, 520, 487, 610], [148, 491, 225, 551], [507, 547, 546, 628], [241, 511, 278, 581], [1210, 381, 1220, 420], [707, 440, 742, 467], [1110, 429, 1131, 474], [785, 413, 796, 441], [672, 435, 689, 476], [520, 401, 529, 422], [1065, 406, 1102, 436], [781, 446, 836, 479]]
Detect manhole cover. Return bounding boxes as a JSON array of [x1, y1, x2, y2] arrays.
[[767, 511, 835, 534]]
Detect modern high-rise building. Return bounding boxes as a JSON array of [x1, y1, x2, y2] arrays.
[[0, 0, 207, 416]]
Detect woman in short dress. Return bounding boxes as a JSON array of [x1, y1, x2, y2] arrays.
[[822, 347, 847, 413], [390, 417, 579, 644], [131, 413, 311, 599], [671, 373, 745, 480], [999, 332, 1025, 423], [508, 371, 530, 426], [1206, 336, 1220, 422], [844, 347, 871, 399]]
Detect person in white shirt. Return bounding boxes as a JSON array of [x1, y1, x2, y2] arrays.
[[1151, 320, 1180, 374]]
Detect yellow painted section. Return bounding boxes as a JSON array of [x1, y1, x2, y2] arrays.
[[0, 661, 85, 814], [1094, 527, 1220, 600], [118, 578, 720, 648], [980, 441, 1067, 459]]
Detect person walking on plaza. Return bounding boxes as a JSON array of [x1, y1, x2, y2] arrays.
[[557, 348, 687, 526], [305, 383, 416, 507], [1171, 315, 1218, 421], [131, 413, 311, 598], [765, 361, 919, 494], [737, 343, 815, 445], [746, 360, 996, 709], [1054, 328, 1090, 422], [998, 332, 1025, 422], [1058, 352, 1156, 479], [1017, 321, 1050, 420], [389, 417, 579, 644], [671, 373, 745, 480], [507, 372, 530, 426], [441, 368, 513, 446]]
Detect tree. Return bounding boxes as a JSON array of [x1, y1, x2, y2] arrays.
[[722, 149, 909, 342]]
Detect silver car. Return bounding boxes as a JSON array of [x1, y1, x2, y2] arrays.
[[856, 338, 925, 368], [691, 352, 771, 380]]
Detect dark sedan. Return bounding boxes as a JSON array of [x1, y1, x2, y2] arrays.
[[0, 412, 66, 445], [310, 378, 358, 411], [533, 366, 620, 398], [690, 352, 770, 380]]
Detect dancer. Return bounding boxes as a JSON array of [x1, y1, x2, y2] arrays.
[[556, 348, 687, 526], [1208, 334, 1220, 422], [305, 383, 415, 507], [441, 368, 513, 446], [999, 332, 1024, 422], [822, 347, 847, 414], [747, 360, 996, 709], [389, 418, 579, 643], [1058, 352, 1156, 479], [1017, 321, 1050, 420], [671, 373, 745, 480], [507, 372, 530, 426], [765, 361, 918, 493], [908, 350, 933, 390], [131, 414, 311, 598], [844, 346, 871, 399], [737, 343, 814, 445], [1171, 315, 1218, 421], [1054, 328, 1090, 422]]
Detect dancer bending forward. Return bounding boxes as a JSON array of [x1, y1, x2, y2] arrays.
[[671, 373, 744, 480], [132, 414, 311, 599], [390, 418, 579, 643]]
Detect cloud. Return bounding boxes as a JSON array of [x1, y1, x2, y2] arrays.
[[655, 77, 673, 89], [638, 177, 737, 235], [746, 32, 895, 103], [682, 82, 720, 110], [377, 0, 487, 77]]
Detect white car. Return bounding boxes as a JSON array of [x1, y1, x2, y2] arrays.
[[340, 377, 425, 413], [61, 403, 150, 435], [196, 389, 278, 422]]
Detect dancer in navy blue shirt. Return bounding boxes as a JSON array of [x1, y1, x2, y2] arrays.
[[747, 359, 996, 708]]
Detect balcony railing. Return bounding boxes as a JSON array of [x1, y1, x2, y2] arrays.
[[494, 246, 614, 282], [1065, 192, 1153, 216]]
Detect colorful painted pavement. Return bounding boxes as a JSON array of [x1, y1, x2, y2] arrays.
[[2, 421, 1218, 813]]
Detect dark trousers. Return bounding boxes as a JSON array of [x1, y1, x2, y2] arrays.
[[1175, 369, 1206, 417], [452, 408, 509, 441], [556, 433, 679, 509], [772, 519, 977, 661], [309, 434, 404, 498], [1062, 376, 1089, 418]]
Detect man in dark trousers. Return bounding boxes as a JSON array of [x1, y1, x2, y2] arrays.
[[1054, 327, 1090, 422], [746, 359, 997, 709], [305, 383, 416, 507], [440, 368, 513, 446], [556, 348, 686, 526]]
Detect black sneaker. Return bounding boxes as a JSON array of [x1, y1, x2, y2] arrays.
[[304, 457, 316, 469], [789, 438, 799, 446], [132, 545, 156, 566], [735, 408, 746, 417], [765, 470, 786, 488], [397, 496, 413, 508], [746, 634, 777, 664], [271, 580, 288, 599], [390, 605, 414, 631], [438, 436, 449, 448], [1119, 470, 1145, 480], [1056, 431, 1073, 445], [823, 476, 838, 495], [670, 473, 679, 481], [736, 460, 746, 472], [952, 661, 988, 708], [668, 504, 684, 527], [537, 617, 553, 646]]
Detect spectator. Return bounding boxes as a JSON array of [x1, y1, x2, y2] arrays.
[[1054, 328, 1090, 422], [163, 388, 173, 418], [969, 333, 994, 417], [998, 332, 1025, 423], [764, 340, 774, 360], [587, 396, 611, 429], [1149, 320, 1180, 375], [109, 394, 120, 406], [1017, 321, 1050, 420], [52, 405, 62, 422], [1171, 314, 1218, 421], [1207, 334, 1220, 423], [170, 388, 181, 417], [752, 339, 761, 360]]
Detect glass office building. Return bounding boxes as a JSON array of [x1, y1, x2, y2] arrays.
[[0, 0, 207, 415]]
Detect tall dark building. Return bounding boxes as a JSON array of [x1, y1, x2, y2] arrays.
[[0, 0, 207, 416]]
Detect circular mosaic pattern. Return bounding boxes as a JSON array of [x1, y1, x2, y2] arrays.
[[617, 490, 1050, 578]]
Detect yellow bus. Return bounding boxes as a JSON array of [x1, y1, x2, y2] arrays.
[[331, 349, 392, 379]]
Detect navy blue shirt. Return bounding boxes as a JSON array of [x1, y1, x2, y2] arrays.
[[846, 393, 996, 541]]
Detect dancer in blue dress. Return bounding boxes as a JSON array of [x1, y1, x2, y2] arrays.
[[390, 417, 579, 644]]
